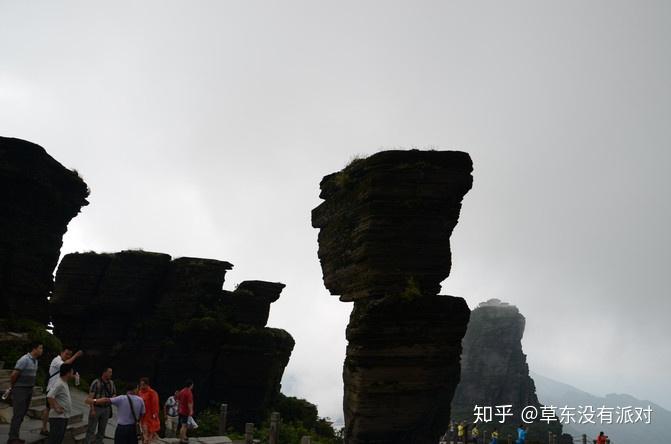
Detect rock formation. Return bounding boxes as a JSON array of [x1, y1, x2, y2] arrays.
[[451, 299, 562, 440], [51, 250, 294, 429], [311, 150, 473, 443], [0, 137, 89, 322]]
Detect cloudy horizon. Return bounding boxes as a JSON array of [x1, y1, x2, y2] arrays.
[[2, 0, 669, 423]]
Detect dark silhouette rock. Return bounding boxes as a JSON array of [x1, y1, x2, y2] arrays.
[[221, 280, 286, 327], [311, 150, 473, 443], [312, 150, 473, 302], [451, 299, 562, 440], [0, 137, 89, 322], [51, 250, 293, 429]]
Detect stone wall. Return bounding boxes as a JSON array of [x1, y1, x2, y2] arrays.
[[311, 150, 473, 443], [0, 137, 89, 321]]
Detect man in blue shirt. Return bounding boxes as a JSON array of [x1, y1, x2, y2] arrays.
[[516, 424, 527, 444], [8, 341, 44, 444]]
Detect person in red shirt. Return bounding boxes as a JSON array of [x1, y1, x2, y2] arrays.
[[596, 431, 608, 444], [176, 379, 194, 444], [138, 378, 160, 444]]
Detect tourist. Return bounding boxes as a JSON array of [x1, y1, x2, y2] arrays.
[[447, 420, 455, 444], [86, 383, 145, 444], [490, 428, 499, 444], [516, 424, 527, 444], [85, 367, 117, 444], [40, 346, 83, 436], [596, 431, 608, 444], [163, 390, 180, 438], [137, 377, 160, 444], [7, 340, 44, 444], [46, 364, 75, 444], [471, 423, 480, 444], [176, 379, 194, 444], [457, 421, 465, 443]]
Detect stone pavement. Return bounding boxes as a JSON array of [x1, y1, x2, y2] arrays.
[[1, 370, 231, 444]]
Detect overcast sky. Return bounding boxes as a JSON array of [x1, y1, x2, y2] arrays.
[[2, 0, 669, 422]]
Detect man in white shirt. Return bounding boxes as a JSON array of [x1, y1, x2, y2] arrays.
[[40, 346, 83, 436], [46, 363, 75, 444], [163, 390, 180, 437]]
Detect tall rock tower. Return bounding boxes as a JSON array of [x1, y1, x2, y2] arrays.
[[451, 299, 562, 441], [0, 137, 89, 322], [312, 150, 473, 443]]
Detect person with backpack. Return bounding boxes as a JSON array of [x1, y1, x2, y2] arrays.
[[85, 367, 117, 444], [86, 383, 145, 444], [40, 346, 83, 436], [163, 390, 180, 438]]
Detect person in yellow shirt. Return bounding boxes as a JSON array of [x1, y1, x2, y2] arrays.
[[490, 428, 499, 444], [471, 424, 480, 444], [457, 421, 465, 442]]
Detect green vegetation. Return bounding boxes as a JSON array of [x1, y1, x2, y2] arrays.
[[191, 393, 343, 443], [0, 318, 62, 387]]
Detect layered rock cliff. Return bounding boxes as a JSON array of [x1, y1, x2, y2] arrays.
[[0, 137, 89, 321], [311, 150, 473, 443], [51, 250, 294, 428], [451, 299, 562, 440]]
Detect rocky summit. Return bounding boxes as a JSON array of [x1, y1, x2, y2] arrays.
[[50, 250, 294, 429], [0, 137, 89, 322], [451, 299, 562, 441], [312, 150, 473, 443]]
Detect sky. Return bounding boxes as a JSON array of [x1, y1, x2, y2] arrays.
[[1, 0, 669, 423]]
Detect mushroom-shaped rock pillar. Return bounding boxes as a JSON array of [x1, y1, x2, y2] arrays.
[[311, 150, 474, 443]]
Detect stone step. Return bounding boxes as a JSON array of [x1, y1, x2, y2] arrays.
[[196, 437, 234, 444], [72, 432, 86, 444], [69, 412, 84, 424], [26, 407, 85, 420], [30, 395, 47, 408], [27, 407, 44, 419], [66, 420, 88, 436]]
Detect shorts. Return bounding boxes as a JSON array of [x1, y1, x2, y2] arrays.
[[178, 415, 189, 426]]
